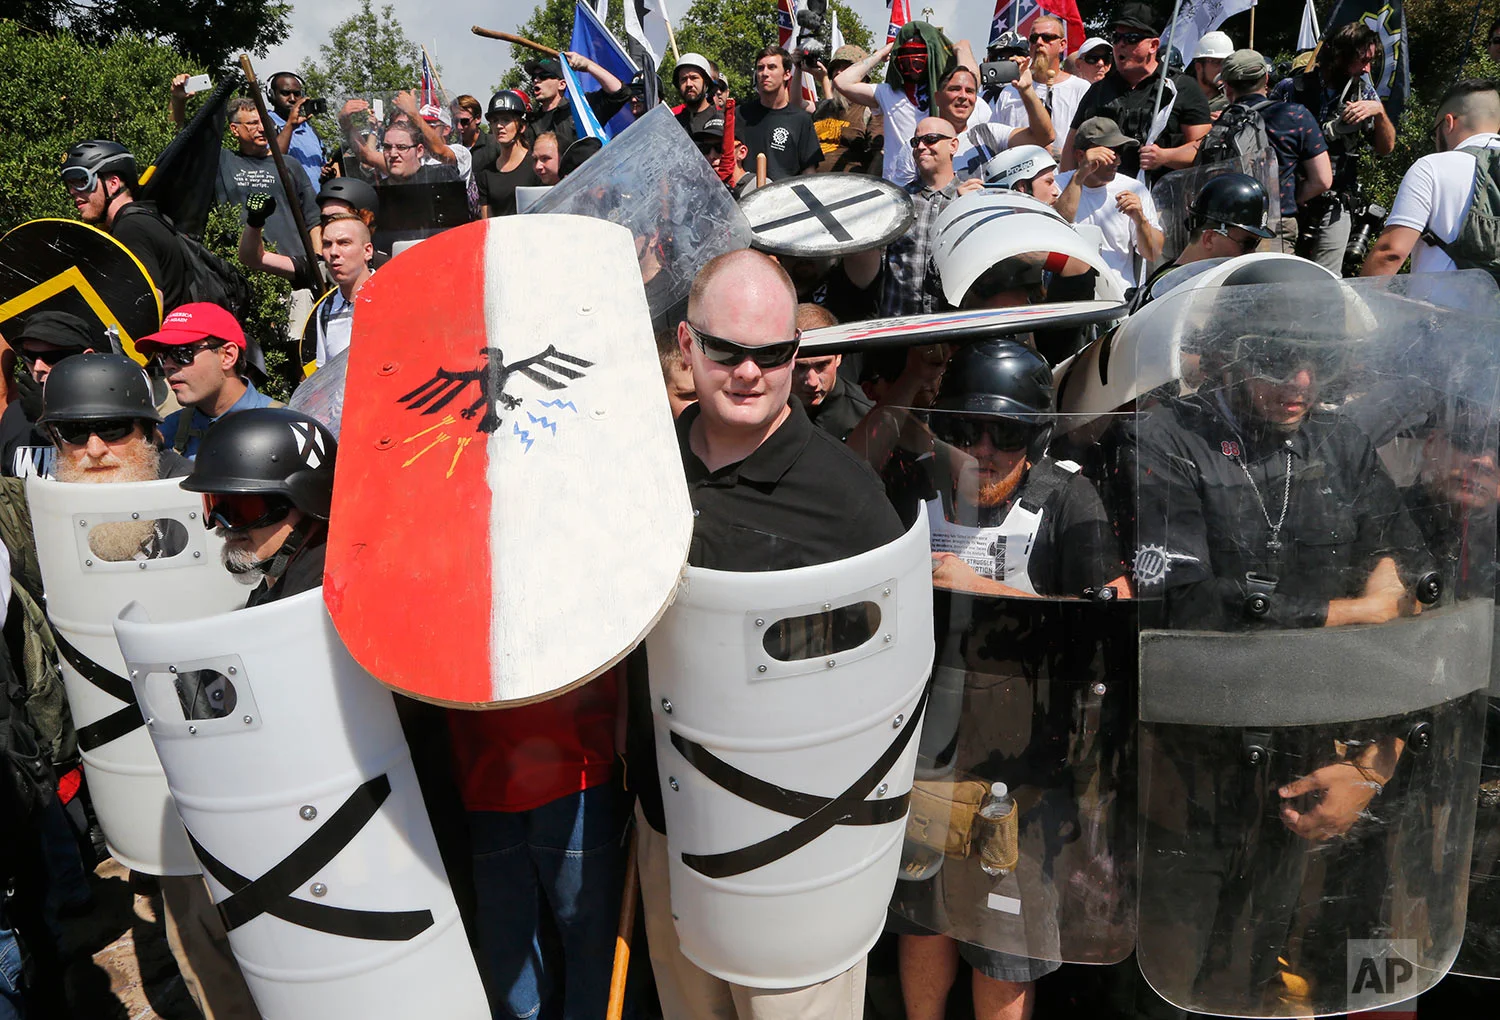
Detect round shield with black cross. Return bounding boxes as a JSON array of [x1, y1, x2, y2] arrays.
[[113, 588, 489, 1017], [0, 218, 162, 361], [740, 174, 914, 258], [646, 516, 933, 988], [1125, 272, 1498, 1016], [28, 476, 245, 875]]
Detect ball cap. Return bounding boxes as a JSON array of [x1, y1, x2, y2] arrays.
[[1111, 2, 1160, 34], [136, 302, 247, 350], [17, 310, 99, 351], [1075, 37, 1111, 58], [1075, 116, 1139, 150], [1220, 48, 1271, 87], [525, 57, 564, 81]]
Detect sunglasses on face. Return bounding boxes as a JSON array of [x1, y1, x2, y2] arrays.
[[1029, 32, 1063, 43], [147, 341, 222, 368], [457, 116, 474, 126], [21, 346, 75, 367], [51, 418, 139, 446], [932, 417, 1035, 452], [1113, 32, 1153, 45], [685, 322, 801, 369], [911, 132, 955, 148], [1082, 51, 1113, 65], [202, 492, 294, 532]]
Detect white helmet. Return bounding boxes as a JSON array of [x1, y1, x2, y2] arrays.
[[980, 144, 1058, 190], [674, 53, 715, 88], [1194, 32, 1234, 61]]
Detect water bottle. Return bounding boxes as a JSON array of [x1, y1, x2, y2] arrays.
[[977, 782, 1019, 877]]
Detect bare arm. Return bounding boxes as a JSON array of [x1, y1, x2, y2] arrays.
[[237, 224, 299, 280], [955, 40, 980, 77], [1058, 128, 1079, 170], [1296, 151, 1333, 208], [1008, 68, 1055, 149], [169, 74, 189, 129], [1359, 225, 1417, 277], [834, 42, 892, 109], [395, 91, 457, 164]]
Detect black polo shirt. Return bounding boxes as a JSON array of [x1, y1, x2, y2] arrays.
[[627, 398, 905, 832], [1072, 65, 1211, 180]]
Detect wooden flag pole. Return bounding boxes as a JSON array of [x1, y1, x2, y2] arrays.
[[471, 26, 560, 58], [605, 826, 640, 1020], [1249, 7, 1256, 50], [659, 0, 683, 62], [238, 54, 321, 280], [422, 44, 452, 105]]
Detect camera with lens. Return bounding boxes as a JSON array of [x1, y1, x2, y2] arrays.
[[1343, 189, 1389, 275], [981, 60, 1021, 89], [794, 0, 827, 66], [303, 97, 329, 117]]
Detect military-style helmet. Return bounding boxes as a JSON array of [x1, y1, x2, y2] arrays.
[[1187, 173, 1275, 239], [934, 340, 1056, 461], [181, 408, 337, 519], [673, 52, 715, 87], [61, 140, 136, 191], [317, 176, 379, 217], [487, 90, 529, 118], [39, 353, 161, 425]]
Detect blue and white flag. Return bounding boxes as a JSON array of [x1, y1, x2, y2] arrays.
[[571, 0, 640, 137], [560, 56, 610, 143]]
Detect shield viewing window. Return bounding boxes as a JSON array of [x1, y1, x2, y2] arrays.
[[173, 668, 237, 720], [762, 602, 882, 661], [86, 518, 190, 562]]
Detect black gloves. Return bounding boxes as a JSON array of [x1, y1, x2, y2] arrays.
[[245, 192, 277, 229]]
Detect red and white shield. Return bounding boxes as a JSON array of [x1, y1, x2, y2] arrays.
[[326, 216, 692, 707]]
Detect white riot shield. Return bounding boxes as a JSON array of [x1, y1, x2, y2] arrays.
[[112, 589, 488, 1018], [647, 518, 934, 987], [1127, 275, 1499, 1016], [28, 476, 245, 875]]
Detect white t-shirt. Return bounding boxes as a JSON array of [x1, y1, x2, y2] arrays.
[[989, 74, 1090, 155], [955, 121, 1020, 180], [1385, 132, 1500, 273], [1054, 170, 1162, 292], [876, 82, 992, 185]]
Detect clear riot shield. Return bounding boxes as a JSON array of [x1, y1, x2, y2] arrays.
[[112, 589, 489, 1018], [27, 477, 247, 875], [1148, 151, 1282, 266], [1127, 273, 1500, 1016], [858, 406, 1139, 964], [527, 105, 753, 333]]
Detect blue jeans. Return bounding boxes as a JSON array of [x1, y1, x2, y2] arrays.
[[0, 918, 24, 1020], [469, 784, 625, 1020]]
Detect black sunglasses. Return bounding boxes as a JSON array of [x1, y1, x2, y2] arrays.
[[933, 417, 1036, 452], [1113, 31, 1153, 45], [911, 132, 956, 148], [685, 322, 801, 369], [21, 346, 77, 367], [1082, 51, 1113, 65], [1028, 32, 1063, 43], [51, 418, 140, 446], [147, 341, 223, 368]]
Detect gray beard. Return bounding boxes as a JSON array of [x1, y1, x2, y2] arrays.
[[216, 526, 268, 587]]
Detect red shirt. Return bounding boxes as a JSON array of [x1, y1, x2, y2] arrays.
[[446, 668, 619, 813]]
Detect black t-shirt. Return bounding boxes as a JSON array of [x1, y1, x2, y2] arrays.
[[476, 156, 541, 217], [529, 88, 632, 152], [0, 401, 47, 478], [628, 399, 905, 832], [246, 527, 327, 607], [110, 202, 191, 312], [735, 100, 823, 181], [1072, 66, 1212, 180], [802, 375, 873, 443], [676, 104, 719, 136]]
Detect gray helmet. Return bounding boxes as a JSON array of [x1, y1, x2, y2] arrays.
[[39, 353, 161, 425], [181, 408, 337, 519], [61, 140, 136, 189], [673, 52, 715, 88]]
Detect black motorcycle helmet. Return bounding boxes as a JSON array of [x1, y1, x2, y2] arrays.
[[39, 353, 161, 425], [933, 340, 1055, 462], [61, 140, 137, 190], [316, 176, 379, 218], [487, 90, 529, 118], [1187, 173, 1275, 239], [181, 408, 337, 519]]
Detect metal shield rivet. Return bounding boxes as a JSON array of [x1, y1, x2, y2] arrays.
[[377, 361, 399, 376], [168, 665, 178, 673], [310, 882, 328, 897], [754, 618, 765, 627], [826, 659, 836, 668], [375, 436, 395, 450], [242, 715, 253, 724], [877, 783, 888, 797], [883, 634, 892, 643], [84, 559, 93, 567], [1092, 683, 1107, 696], [138, 561, 148, 570], [822, 603, 832, 610], [188, 512, 197, 520], [187, 725, 197, 735], [130, 670, 138, 679], [590, 409, 606, 420], [757, 665, 767, 673], [668, 777, 679, 791], [79, 520, 87, 527], [579, 305, 594, 315], [227, 666, 237, 675], [893, 714, 904, 729], [883, 587, 891, 596], [300, 805, 318, 821], [193, 551, 201, 558], [131, 512, 140, 520], [660, 698, 673, 714]]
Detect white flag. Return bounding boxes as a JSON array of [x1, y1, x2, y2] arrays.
[[1297, 0, 1321, 51], [623, 0, 669, 67], [1164, 0, 1257, 69], [831, 8, 846, 54]]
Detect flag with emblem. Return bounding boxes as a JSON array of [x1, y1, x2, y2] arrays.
[[1164, 0, 1258, 72], [989, 0, 1085, 54], [1323, 0, 1410, 119], [887, 0, 910, 46]]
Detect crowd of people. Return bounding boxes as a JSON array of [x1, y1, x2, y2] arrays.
[[2, 5, 1500, 1020]]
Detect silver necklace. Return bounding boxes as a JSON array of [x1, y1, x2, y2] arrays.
[[1236, 443, 1293, 552]]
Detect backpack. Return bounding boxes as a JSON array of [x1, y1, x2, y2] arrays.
[[1196, 95, 1273, 167], [116, 204, 254, 320], [1421, 146, 1500, 283]]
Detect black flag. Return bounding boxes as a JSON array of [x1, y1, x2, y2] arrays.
[[1323, 0, 1410, 121], [139, 75, 241, 238]]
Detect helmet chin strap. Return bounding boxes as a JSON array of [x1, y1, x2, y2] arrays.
[[260, 518, 325, 589]]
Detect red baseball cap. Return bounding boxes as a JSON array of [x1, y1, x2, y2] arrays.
[[137, 303, 247, 349]]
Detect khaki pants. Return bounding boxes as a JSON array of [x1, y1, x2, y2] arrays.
[[159, 874, 261, 1019], [636, 807, 866, 1020]]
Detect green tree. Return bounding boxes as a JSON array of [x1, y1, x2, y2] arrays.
[[494, 0, 633, 91], [12, 0, 290, 71], [297, 0, 422, 100], [0, 20, 200, 231]]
